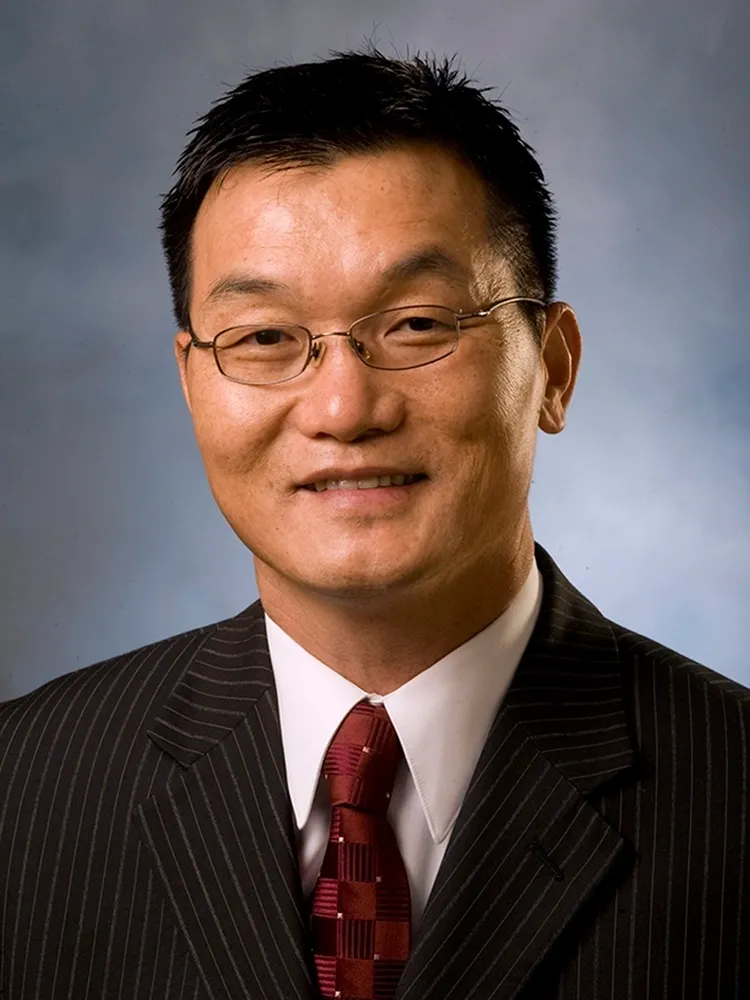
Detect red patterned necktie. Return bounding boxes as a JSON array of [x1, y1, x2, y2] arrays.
[[309, 699, 412, 1000]]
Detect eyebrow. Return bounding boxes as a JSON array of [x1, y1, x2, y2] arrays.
[[380, 246, 470, 286], [202, 245, 471, 307]]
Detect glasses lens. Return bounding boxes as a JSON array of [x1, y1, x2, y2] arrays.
[[214, 325, 309, 384], [352, 306, 458, 370]]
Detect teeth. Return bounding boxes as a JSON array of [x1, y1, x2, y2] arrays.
[[310, 473, 420, 492]]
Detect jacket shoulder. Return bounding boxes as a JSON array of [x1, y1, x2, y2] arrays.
[[612, 620, 750, 705], [0, 616, 227, 761], [607, 620, 750, 769]]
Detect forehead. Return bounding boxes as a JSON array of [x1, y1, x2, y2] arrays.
[[189, 145, 500, 309]]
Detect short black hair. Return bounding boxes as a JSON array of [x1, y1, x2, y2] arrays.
[[159, 48, 558, 343]]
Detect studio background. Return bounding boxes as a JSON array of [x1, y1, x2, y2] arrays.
[[1, 0, 748, 701]]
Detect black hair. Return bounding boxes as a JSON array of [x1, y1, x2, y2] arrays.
[[159, 48, 558, 343]]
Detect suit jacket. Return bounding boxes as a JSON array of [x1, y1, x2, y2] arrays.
[[1, 542, 748, 1000]]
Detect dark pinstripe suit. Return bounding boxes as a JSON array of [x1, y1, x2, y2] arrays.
[[1, 542, 748, 999]]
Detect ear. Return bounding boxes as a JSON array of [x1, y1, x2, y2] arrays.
[[537, 302, 582, 435], [174, 331, 193, 413]]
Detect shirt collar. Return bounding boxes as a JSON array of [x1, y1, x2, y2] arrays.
[[266, 557, 542, 844]]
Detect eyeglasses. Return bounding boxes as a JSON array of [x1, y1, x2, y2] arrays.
[[186, 296, 546, 386]]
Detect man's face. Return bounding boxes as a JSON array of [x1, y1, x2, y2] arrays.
[[176, 145, 578, 603]]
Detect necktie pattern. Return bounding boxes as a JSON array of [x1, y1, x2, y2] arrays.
[[309, 699, 412, 1000]]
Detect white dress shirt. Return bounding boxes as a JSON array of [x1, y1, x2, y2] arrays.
[[265, 557, 543, 932]]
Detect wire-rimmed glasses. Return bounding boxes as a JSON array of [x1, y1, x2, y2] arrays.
[[186, 296, 546, 386]]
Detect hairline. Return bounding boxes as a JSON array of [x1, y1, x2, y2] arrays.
[[182, 139, 532, 332]]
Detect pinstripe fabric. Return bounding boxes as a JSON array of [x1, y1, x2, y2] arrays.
[[1, 541, 748, 999]]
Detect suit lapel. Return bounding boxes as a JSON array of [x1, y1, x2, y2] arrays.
[[136, 606, 316, 1000], [396, 543, 638, 1000]]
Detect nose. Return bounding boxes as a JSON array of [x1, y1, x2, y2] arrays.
[[293, 329, 403, 442]]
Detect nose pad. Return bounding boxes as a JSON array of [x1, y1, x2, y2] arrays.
[[350, 337, 371, 362], [311, 336, 372, 367]]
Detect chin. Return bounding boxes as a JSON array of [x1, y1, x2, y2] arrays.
[[259, 545, 430, 600], [309, 554, 420, 591], [243, 515, 439, 589], [306, 576, 419, 603]]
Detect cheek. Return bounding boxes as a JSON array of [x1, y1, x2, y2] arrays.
[[189, 378, 276, 476], [441, 354, 529, 446], [484, 333, 543, 430], [455, 346, 542, 485]]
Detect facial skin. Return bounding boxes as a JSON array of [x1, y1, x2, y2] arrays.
[[175, 144, 582, 693]]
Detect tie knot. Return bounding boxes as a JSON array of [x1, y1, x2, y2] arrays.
[[322, 700, 402, 814]]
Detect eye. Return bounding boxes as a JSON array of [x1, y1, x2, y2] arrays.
[[381, 308, 455, 339], [218, 325, 304, 351], [400, 315, 440, 332], [245, 327, 293, 346]]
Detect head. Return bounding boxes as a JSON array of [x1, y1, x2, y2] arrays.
[[161, 49, 581, 611]]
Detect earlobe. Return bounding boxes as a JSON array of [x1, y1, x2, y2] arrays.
[[538, 395, 567, 435]]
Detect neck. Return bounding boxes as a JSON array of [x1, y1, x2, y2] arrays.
[[255, 519, 535, 695]]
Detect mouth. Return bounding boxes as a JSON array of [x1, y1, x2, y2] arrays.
[[298, 473, 428, 493]]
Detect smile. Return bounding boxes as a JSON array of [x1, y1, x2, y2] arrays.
[[300, 473, 427, 493]]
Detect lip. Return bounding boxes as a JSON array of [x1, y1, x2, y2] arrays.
[[296, 476, 427, 510], [295, 467, 426, 488]]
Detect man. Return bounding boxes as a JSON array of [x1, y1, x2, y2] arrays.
[[1, 49, 748, 1000]]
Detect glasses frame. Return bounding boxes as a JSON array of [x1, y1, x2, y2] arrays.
[[186, 295, 547, 386]]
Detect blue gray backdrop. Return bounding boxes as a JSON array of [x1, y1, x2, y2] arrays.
[[1, 0, 748, 700]]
